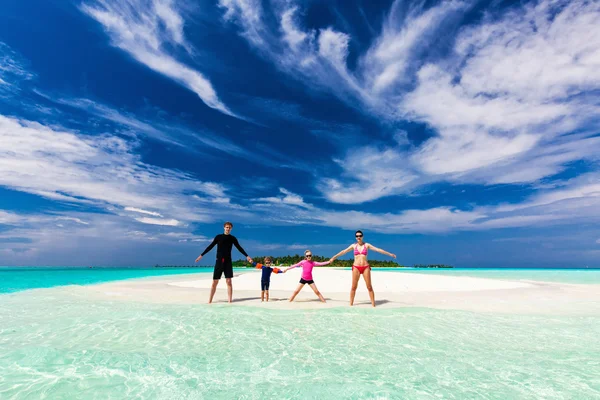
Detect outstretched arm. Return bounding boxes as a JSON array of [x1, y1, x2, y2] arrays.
[[252, 262, 264, 270], [195, 236, 218, 263], [284, 261, 303, 272], [233, 237, 252, 263], [313, 260, 330, 266], [330, 245, 354, 261], [367, 243, 396, 259]]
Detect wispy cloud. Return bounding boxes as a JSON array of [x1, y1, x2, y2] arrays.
[[0, 115, 247, 226], [81, 0, 235, 116], [124, 207, 163, 217], [316, 0, 600, 203], [135, 217, 180, 226], [0, 42, 34, 97], [60, 95, 247, 153]]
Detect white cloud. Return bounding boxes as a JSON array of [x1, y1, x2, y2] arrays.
[[0, 115, 245, 226], [319, 145, 419, 204], [255, 187, 312, 208], [135, 217, 180, 226], [317, 0, 600, 201], [0, 210, 24, 225], [81, 0, 234, 116], [55, 216, 89, 225], [0, 42, 34, 97], [318, 28, 350, 69], [361, 0, 466, 93], [124, 207, 163, 217]]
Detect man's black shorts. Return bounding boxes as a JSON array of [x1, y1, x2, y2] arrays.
[[213, 258, 233, 280]]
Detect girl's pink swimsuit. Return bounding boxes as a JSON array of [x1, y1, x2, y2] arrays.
[[287, 260, 329, 281]]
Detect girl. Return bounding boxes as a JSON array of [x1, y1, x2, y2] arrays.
[[284, 249, 330, 303]]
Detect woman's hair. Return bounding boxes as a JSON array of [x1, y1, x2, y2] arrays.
[[304, 249, 312, 255], [224, 221, 233, 227], [355, 230, 363, 236]]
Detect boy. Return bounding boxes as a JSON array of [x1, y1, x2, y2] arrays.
[[195, 221, 253, 304], [252, 256, 285, 302]]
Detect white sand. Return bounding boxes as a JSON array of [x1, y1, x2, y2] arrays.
[[69, 268, 600, 315], [168, 268, 533, 292]]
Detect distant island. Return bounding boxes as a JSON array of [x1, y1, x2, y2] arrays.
[[154, 256, 452, 269], [231, 255, 452, 268]]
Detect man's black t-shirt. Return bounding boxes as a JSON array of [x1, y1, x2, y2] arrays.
[[201, 234, 248, 260]]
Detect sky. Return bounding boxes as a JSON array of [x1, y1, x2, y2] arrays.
[[0, 0, 599, 268]]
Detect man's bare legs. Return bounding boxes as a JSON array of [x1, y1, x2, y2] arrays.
[[226, 278, 233, 303], [208, 278, 233, 303], [208, 279, 219, 304]]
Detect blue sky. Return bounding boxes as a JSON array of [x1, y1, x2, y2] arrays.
[[0, 0, 599, 267]]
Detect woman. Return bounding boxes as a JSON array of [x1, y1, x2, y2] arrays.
[[330, 230, 396, 307], [284, 249, 330, 303]]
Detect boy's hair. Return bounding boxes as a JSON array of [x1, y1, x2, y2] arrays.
[[264, 256, 272, 262], [224, 221, 233, 228]]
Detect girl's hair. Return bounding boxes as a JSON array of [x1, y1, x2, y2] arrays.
[[264, 256, 272, 262], [224, 221, 233, 227], [355, 230, 363, 236], [304, 249, 312, 255]]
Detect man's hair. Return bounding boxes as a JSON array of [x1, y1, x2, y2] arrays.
[[264, 256, 272, 262], [224, 221, 233, 227]]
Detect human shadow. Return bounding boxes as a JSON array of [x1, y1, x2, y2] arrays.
[[231, 297, 262, 302], [353, 299, 391, 306], [291, 298, 330, 303]]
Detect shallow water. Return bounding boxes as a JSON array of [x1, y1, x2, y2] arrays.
[[380, 268, 600, 284], [0, 267, 213, 293], [1, 289, 599, 399]]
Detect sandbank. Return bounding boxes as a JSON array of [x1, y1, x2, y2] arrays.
[[66, 268, 600, 315]]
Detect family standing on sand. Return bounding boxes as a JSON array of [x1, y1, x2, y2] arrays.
[[195, 222, 396, 307]]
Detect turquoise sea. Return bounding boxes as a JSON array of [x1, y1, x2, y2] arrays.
[[1, 267, 599, 399]]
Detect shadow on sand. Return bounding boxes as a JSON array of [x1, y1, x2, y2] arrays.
[[353, 299, 391, 306]]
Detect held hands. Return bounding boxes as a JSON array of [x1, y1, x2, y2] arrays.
[[195, 255, 203, 263], [247, 256, 253, 263], [390, 253, 397, 259]]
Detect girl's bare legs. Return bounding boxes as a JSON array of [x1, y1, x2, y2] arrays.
[[362, 268, 376, 307], [349, 267, 361, 306], [289, 283, 305, 302], [308, 283, 326, 303]]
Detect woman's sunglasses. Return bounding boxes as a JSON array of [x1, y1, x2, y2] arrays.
[[355, 235, 363, 238]]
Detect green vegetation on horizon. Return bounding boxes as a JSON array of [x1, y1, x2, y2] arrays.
[[230, 255, 452, 268], [154, 257, 453, 268]]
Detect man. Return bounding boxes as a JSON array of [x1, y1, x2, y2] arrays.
[[195, 221, 252, 303]]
